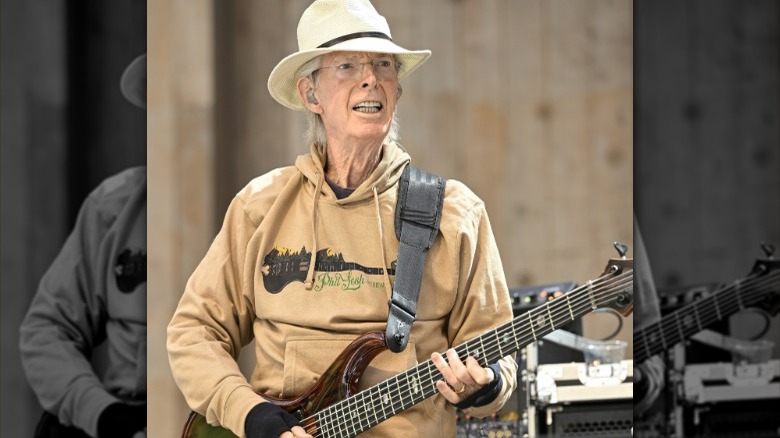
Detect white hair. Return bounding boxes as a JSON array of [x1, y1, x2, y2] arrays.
[[296, 55, 402, 147]]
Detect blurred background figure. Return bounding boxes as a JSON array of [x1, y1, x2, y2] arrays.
[[1, 1, 145, 436]]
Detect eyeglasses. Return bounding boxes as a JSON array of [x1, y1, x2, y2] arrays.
[[314, 59, 401, 81]]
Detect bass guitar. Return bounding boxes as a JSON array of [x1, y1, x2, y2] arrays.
[[182, 247, 634, 438], [634, 243, 780, 363]]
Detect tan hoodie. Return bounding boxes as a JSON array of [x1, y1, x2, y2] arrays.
[[167, 142, 517, 437]]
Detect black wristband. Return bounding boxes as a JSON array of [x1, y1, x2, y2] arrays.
[[245, 403, 301, 438], [454, 362, 503, 410], [634, 366, 650, 400], [96, 402, 146, 438]]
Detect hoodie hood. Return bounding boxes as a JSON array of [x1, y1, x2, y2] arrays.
[[295, 141, 411, 204]]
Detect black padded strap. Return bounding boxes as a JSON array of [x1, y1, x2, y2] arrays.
[[386, 165, 446, 353]]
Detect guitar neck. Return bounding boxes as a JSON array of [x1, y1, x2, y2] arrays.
[[307, 267, 633, 437], [634, 270, 780, 363]]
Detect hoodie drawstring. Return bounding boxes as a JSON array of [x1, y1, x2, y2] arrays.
[[304, 173, 324, 289], [373, 186, 394, 299]]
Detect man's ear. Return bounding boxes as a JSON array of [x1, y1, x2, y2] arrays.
[[297, 78, 321, 113]]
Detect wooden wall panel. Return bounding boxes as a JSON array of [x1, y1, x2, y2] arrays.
[[1, 4, 69, 436], [148, 0, 216, 436], [635, 0, 780, 288], [635, 0, 692, 284], [504, 0, 549, 286]]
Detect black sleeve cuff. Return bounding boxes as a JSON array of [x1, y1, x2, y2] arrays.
[[97, 402, 146, 438], [245, 403, 301, 438], [634, 365, 650, 400], [454, 362, 504, 410]]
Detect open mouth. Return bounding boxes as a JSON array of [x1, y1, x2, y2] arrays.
[[352, 101, 383, 113]]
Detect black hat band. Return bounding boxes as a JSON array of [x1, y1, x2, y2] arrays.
[[317, 31, 393, 49]]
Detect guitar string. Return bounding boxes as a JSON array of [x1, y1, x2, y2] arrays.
[[635, 275, 780, 362], [306, 270, 633, 437], [460, 274, 633, 372], [310, 272, 633, 437], [634, 272, 775, 360], [308, 273, 627, 437], [310, 273, 633, 437], [454, 272, 633, 365], [314, 274, 634, 437], [324, 270, 632, 435], [634, 270, 780, 361], [312, 285, 634, 437]]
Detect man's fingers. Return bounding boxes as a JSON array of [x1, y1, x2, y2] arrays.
[[435, 378, 461, 404], [432, 351, 468, 401], [432, 350, 497, 405], [279, 427, 312, 438], [446, 350, 477, 387], [290, 425, 313, 437], [431, 351, 456, 383], [465, 356, 494, 385]]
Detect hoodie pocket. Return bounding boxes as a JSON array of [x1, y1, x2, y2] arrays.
[[282, 336, 437, 422]]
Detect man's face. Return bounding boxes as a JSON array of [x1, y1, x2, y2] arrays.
[[313, 51, 399, 145]]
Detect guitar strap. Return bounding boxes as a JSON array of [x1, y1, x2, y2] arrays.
[[386, 165, 446, 353]]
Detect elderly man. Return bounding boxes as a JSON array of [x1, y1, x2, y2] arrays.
[[168, 1, 517, 437]]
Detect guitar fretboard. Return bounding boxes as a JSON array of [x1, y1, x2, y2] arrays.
[[308, 266, 633, 437], [634, 269, 780, 363]]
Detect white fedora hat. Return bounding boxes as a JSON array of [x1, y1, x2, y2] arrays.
[[268, 0, 431, 110]]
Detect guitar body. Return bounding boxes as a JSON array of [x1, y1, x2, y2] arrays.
[[181, 414, 235, 438], [181, 332, 389, 438]]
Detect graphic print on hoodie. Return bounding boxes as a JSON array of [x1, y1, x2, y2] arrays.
[[262, 246, 397, 293]]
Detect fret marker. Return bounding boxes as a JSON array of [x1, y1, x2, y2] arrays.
[[546, 305, 555, 330], [674, 312, 685, 341], [510, 322, 520, 349], [734, 279, 745, 310], [713, 291, 723, 320], [566, 295, 575, 320], [495, 328, 504, 357], [587, 280, 597, 309], [641, 330, 652, 359], [410, 376, 420, 394], [382, 393, 390, 405], [479, 336, 488, 364], [692, 305, 703, 331], [655, 323, 668, 350]]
